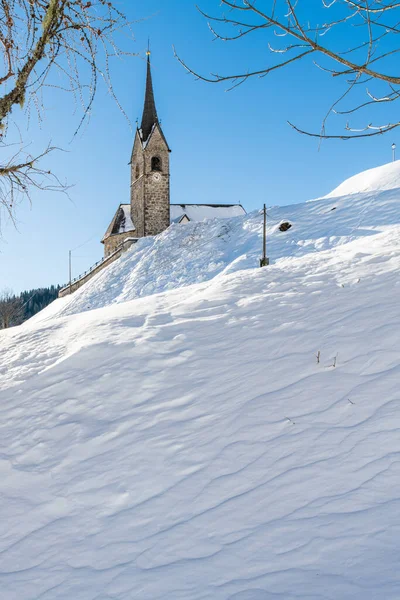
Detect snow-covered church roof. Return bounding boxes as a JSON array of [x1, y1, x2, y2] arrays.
[[102, 204, 135, 243], [103, 203, 246, 242], [170, 203, 245, 223]]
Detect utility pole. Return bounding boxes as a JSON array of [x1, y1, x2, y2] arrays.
[[69, 250, 72, 295], [392, 142, 396, 162], [260, 204, 269, 267]]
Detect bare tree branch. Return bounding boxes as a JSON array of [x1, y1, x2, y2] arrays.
[[0, 0, 134, 231], [178, 0, 400, 139]]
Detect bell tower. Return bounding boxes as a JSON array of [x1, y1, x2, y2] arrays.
[[130, 50, 170, 238]]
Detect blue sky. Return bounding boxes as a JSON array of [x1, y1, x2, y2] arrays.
[[1, 0, 397, 293]]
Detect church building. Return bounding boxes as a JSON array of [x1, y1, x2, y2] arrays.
[[101, 52, 245, 257]]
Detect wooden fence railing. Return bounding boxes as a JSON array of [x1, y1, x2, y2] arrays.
[[58, 238, 137, 298]]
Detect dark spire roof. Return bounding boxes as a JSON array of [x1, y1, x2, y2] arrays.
[[140, 52, 158, 143]]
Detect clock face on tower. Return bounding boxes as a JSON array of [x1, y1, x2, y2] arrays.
[[152, 172, 161, 182]]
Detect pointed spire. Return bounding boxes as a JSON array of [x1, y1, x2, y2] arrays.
[[140, 45, 158, 143]]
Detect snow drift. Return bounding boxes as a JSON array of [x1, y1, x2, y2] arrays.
[[1, 161, 400, 599], [324, 158, 400, 197]]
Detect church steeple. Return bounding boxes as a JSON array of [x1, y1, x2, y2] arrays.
[[130, 48, 170, 239], [140, 50, 158, 143]]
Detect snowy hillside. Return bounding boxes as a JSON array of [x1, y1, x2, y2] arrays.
[[31, 160, 400, 322], [1, 161, 400, 599]]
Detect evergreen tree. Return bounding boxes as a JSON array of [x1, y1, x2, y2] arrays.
[[0, 285, 61, 328]]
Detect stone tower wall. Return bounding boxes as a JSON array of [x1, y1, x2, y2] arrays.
[[130, 132, 145, 238], [130, 125, 170, 238], [144, 173, 170, 236]]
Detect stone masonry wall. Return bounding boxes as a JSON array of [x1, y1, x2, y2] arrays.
[[104, 231, 132, 257], [131, 130, 145, 239], [144, 173, 170, 236], [143, 126, 170, 236], [130, 125, 170, 238]]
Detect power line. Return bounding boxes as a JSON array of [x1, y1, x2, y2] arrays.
[[70, 233, 98, 252]]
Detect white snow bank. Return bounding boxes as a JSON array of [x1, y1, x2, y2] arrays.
[[2, 161, 400, 599], [325, 159, 400, 197], [1, 224, 400, 599]]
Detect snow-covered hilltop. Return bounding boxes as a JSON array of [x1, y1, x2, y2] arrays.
[[1, 161, 400, 599], [30, 159, 400, 322], [324, 158, 400, 197]]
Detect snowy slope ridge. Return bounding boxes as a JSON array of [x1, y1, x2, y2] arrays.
[[1, 162, 400, 599], [324, 158, 400, 197], [32, 160, 400, 321]]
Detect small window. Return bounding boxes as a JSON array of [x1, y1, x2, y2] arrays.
[[151, 156, 162, 172], [135, 164, 140, 179]]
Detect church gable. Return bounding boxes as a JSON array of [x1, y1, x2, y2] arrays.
[[171, 214, 190, 224], [102, 204, 134, 243], [113, 204, 134, 235], [141, 121, 171, 153], [102, 204, 135, 257], [141, 124, 170, 176]]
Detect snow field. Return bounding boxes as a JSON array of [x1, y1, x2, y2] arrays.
[[1, 161, 400, 598]]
